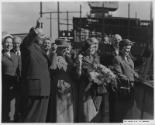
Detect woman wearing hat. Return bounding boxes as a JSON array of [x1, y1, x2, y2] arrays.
[[2, 35, 20, 122], [76, 37, 106, 122], [111, 39, 139, 122], [49, 38, 77, 122]]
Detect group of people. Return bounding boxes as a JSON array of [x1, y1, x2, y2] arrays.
[[2, 18, 139, 123]]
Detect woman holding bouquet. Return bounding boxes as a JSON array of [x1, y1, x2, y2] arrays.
[[76, 37, 111, 122]]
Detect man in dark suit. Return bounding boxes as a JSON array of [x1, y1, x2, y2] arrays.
[[100, 34, 122, 67], [11, 36, 22, 121], [20, 18, 51, 122]]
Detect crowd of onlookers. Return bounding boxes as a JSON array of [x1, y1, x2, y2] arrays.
[[2, 18, 143, 123]]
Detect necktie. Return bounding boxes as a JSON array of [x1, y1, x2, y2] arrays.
[[7, 52, 11, 57]]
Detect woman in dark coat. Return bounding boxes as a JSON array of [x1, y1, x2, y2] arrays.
[[112, 39, 139, 122], [2, 35, 20, 122]]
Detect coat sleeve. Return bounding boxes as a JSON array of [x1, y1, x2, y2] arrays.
[[22, 27, 37, 48], [20, 27, 37, 78], [50, 53, 57, 70], [113, 56, 129, 81]]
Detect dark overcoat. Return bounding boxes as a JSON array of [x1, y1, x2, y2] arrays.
[[109, 54, 138, 122], [20, 28, 51, 122], [21, 28, 51, 96]]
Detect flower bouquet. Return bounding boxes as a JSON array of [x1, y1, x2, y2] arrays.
[[89, 64, 116, 86]]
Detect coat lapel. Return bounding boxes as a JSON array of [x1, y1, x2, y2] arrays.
[[3, 52, 12, 61], [120, 55, 134, 73], [33, 43, 51, 66]]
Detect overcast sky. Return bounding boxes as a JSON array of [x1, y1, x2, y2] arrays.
[[2, 1, 153, 39]]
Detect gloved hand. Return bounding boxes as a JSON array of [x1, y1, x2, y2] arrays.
[[34, 17, 43, 36], [35, 17, 43, 28]]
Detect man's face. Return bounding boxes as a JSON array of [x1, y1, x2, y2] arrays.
[[113, 35, 122, 48], [104, 36, 109, 44], [3, 37, 13, 52], [115, 37, 122, 43], [38, 38, 44, 45], [92, 39, 99, 51], [13, 37, 21, 51], [122, 45, 132, 56], [113, 39, 120, 48], [43, 39, 51, 51]]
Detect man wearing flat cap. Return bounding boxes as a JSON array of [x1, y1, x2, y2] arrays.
[[110, 39, 139, 122], [20, 18, 51, 122]]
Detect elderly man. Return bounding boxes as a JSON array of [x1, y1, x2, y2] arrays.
[[20, 18, 51, 122], [100, 34, 122, 67], [112, 34, 122, 55], [11, 36, 22, 122], [12, 36, 22, 56]]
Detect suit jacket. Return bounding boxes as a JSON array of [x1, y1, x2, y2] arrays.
[[100, 43, 117, 67], [21, 28, 51, 96], [113, 54, 135, 82], [2, 51, 19, 76], [11, 49, 22, 77]]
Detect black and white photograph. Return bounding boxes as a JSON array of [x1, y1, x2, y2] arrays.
[[1, 0, 154, 123]]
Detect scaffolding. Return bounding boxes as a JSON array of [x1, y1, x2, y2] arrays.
[[40, 2, 82, 39]]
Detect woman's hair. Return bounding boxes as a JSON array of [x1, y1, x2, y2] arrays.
[[2, 36, 13, 45], [81, 37, 99, 54]]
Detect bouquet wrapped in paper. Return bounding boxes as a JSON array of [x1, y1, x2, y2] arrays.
[[89, 64, 116, 86]]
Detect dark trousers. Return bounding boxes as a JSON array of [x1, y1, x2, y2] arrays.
[[21, 96, 49, 122], [2, 94, 12, 122], [109, 88, 134, 122], [2, 75, 17, 122], [14, 78, 22, 122]]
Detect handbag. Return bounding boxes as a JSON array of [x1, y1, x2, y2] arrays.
[[117, 78, 134, 100]]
